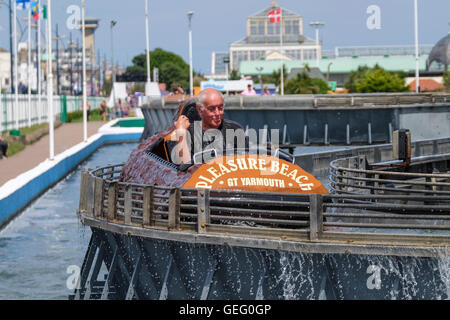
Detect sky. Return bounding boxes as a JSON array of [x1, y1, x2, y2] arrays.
[[0, 0, 449, 75]]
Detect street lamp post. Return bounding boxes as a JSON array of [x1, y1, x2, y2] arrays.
[[36, 15, 41, 124], [145, 0, 151, 95], [55, 23, 60, 95], [27, 11, 32, 127], [0, 0, 15, 93], [110, 20, 117, 105], [309, 21, 324, 68], [81, 0, 88, 142], [414, 0, 420, 93], [187, 11, 194, 96], [47, 0, 54, 159], [327, 62, 333, 82], [223, 56, 230, 96], [256, 66, 263, 95], [69, 33, 73, 95], [13, 1, 18, 129], [9, 0, 14, 93]]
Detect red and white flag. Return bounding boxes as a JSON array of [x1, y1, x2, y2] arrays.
[[268, 8, 281, 23]]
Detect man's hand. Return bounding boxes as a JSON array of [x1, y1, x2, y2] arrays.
[[171, 115, 192, 164], [174, 115, 190, 130]]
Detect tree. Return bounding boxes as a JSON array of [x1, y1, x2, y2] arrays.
[[229, 69, 241, 80], [193, 74, 206, 87], [270, 64, 288, 87], [344, 65, 370, 93], [355, 68, 409, 93], [284, 72, 329, 94], [443, 71, 450, 91], [124, 48, 190, 91], [102, 78, 112, 96], [159, 62, 188, 90]]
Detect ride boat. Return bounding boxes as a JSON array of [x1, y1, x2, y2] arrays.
[[74, 99, 450, 300]]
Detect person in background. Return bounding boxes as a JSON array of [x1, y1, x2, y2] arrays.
[[116, 98, 123, 118], [123, 100, 129, 117], [263, 87, 271, 96], [86, 101, 91, 121], [100, 99, 107, 121], [175, 85, 184, 95], [240, 84, 257, 96], [0, 135, 8, 159]]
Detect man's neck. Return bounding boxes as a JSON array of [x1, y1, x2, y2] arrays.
[[202, 121, 222, 131]]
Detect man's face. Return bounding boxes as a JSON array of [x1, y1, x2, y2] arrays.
[[197, 93, 224, 130]]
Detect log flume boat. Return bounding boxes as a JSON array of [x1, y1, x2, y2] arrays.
[[73, 99, 450, 300]]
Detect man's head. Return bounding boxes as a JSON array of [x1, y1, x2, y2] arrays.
[[196, 88, 224, 130]]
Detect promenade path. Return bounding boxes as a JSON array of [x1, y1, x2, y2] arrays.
[[0, 121, 105, 187]]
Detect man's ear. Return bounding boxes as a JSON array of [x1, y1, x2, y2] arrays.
[[196, 104, 202, 115]]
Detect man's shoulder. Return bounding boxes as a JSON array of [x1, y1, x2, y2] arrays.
[[222, 119, 244, 130]]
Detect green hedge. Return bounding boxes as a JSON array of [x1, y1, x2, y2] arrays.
[[67, 109, 102, 122]]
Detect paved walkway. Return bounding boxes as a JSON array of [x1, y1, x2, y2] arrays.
[[0, 121, 106, 187]]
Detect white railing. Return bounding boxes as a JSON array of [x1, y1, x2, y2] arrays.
[[0, 94, 104, 132]]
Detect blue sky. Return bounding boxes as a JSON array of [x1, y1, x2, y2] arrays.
[[0, 0, 449, 74]]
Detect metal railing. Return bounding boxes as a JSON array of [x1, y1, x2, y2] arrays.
[[0, 93, 104, 132], [142, 92, 450, 110], [78, 164, 450, 247], [330, 155, 450, 199]]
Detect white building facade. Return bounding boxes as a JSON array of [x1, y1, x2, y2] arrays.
[[0, 48, 11, 92], [229, 1, 320, 72]]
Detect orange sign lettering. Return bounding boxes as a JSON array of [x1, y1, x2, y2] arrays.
[[183, 155, 328, 194]]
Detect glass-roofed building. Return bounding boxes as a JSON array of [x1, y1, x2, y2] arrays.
[[229, 1, 318, 71]]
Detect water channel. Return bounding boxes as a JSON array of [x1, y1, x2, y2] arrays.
[[0, 142, 138, 299]]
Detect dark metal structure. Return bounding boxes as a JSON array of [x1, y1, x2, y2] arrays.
[[140, 93, 450, 145], [73, 154, 450, 300]]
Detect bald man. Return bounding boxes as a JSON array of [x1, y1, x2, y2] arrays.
[[172, 88, 245, 164]]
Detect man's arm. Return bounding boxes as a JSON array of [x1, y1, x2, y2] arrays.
[[171, 115, 192, 164]]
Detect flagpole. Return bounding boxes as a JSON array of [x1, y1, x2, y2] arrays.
[[414, 0, 420, 93], [47, 0, 54, 160], [145, 0, 151, 92], [37, 2, 41, 124], [27, 5, 32, 127], [13, 2, 19, 129], [279, 7, 284, 96], [81, 0, 87, 142]]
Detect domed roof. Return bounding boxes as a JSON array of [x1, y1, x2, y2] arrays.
[[427, 33, 450, 71]]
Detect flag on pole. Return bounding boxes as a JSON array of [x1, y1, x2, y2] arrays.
[[268, 8, 281, 23], [43, 4, 47, 19], [16, 0, 31, 10], [31, 1, 39, 21]]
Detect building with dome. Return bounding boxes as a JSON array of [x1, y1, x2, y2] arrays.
[[426, 33, 450, 72], [211, 1, 318, 75]]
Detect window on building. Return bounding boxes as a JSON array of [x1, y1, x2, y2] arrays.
[[285, 19, 300, 35], [250, 50, 265, 61], [285, 20, 292, 35], [250, 20, 265, 35], [286, 50, 301, 60], [267, 22, 280, 35], [232, 51, 249, 70], [292, 20, 299, 35], [303, 49, 317, 60]]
